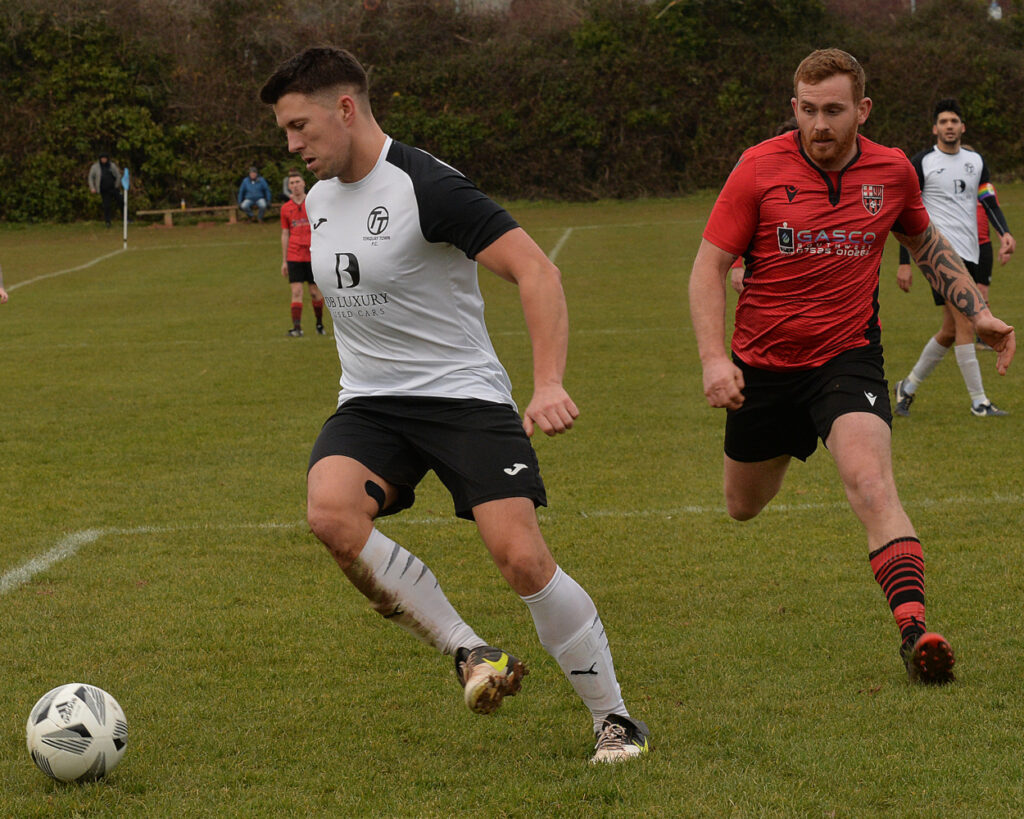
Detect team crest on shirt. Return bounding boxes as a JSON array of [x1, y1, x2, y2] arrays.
[[364, 205, 392, 246], [861, 184, 884, 215], [367, 205, 389, 235]]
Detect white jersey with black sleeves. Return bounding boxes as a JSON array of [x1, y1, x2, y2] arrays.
[[305, 137, 520, 409], [909, 145, 989, 263]]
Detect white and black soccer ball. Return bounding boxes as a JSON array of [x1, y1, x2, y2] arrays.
[[26, 683, 128, 782]]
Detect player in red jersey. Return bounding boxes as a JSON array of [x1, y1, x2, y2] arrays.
[[280, 172, 325, 337], [689, 48, 1016, 683]]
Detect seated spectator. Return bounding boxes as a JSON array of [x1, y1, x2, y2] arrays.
[[238, 166, 272, 222]]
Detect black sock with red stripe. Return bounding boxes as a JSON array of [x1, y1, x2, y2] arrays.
[[869, 537, 926, 643]]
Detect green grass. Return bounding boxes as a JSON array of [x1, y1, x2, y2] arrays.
[[0, 192, 1022, 816]]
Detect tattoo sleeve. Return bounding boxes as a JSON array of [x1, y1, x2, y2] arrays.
[[898, 224, 987, 317]]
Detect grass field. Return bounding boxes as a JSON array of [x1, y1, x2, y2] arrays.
[[1, 191, 1022, 817]]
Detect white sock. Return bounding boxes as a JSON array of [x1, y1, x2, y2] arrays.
[[345, 529, 484, 656], [521, 566, 627, 731], [954, 344, 987, 406], [906, 337, 949, 394]]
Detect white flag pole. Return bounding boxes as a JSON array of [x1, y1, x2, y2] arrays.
[[121, 168, 131, 250]]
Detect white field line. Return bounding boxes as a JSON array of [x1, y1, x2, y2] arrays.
[[8, 248, 127, 292], [544, 218, 706, 261], [0, 529, 107, 595], [8, 218, 703, 293], [547, 227, 574, 262], [3, 492, 1021, 597]]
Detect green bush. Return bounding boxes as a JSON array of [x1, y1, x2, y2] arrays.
[[1, 0, 1023, 221]]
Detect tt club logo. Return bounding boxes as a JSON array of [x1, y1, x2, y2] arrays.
[[367, 206, 389, 236], [862, 184, 884, 215]]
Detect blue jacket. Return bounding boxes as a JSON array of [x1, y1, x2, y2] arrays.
[[238, 175, 272, 205]]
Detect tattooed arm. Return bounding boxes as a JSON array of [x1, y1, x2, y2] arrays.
[[894, 223, 1016, 374], [896, 224, 986, 314]]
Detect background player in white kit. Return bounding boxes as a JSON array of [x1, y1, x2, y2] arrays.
[[894, 98, 1016, 417], [259, 47, 648, 764]]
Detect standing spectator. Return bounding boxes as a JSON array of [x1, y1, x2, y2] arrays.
[[238, 166, 272, 222], [893, 99, 1015, 417], [87, 152, 122, 228], [280, 172, 325, 337]]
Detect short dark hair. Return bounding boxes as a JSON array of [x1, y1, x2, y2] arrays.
[[259, 47, 368, 105], [933, 98, 963, 122]]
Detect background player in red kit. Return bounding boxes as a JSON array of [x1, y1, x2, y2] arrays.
[[689, 49, 1016, 683], [280, 171, 325, 337]]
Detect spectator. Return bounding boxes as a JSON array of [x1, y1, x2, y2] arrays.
[[87, 152, 122, 228], [238, 166, 272, 222]]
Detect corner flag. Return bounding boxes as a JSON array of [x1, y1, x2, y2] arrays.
[[121, 168, 130, 249]]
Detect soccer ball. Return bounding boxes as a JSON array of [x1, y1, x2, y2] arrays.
[[26, 683, 128, 782]]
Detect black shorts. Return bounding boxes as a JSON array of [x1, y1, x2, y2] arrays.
[[287, 261, 315, 285], [931, 257, 980, 306], [724, 345, 892, 463], [308, 396, 547, 520]]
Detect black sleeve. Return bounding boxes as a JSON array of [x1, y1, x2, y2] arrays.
[[979, 159, 1011, 236], [386, 141, 519, 259], [982, 199, 1010, 236], [908, 149, 927, 191]]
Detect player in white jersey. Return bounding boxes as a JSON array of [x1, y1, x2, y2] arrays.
[[259, 47, 648, 764], [893, 98, 1016, 417]]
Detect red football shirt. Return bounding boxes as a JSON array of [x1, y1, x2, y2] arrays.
[[703, 131, 930, 371], [976, 200, 990, 245], [281, 199, 311, 262]]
